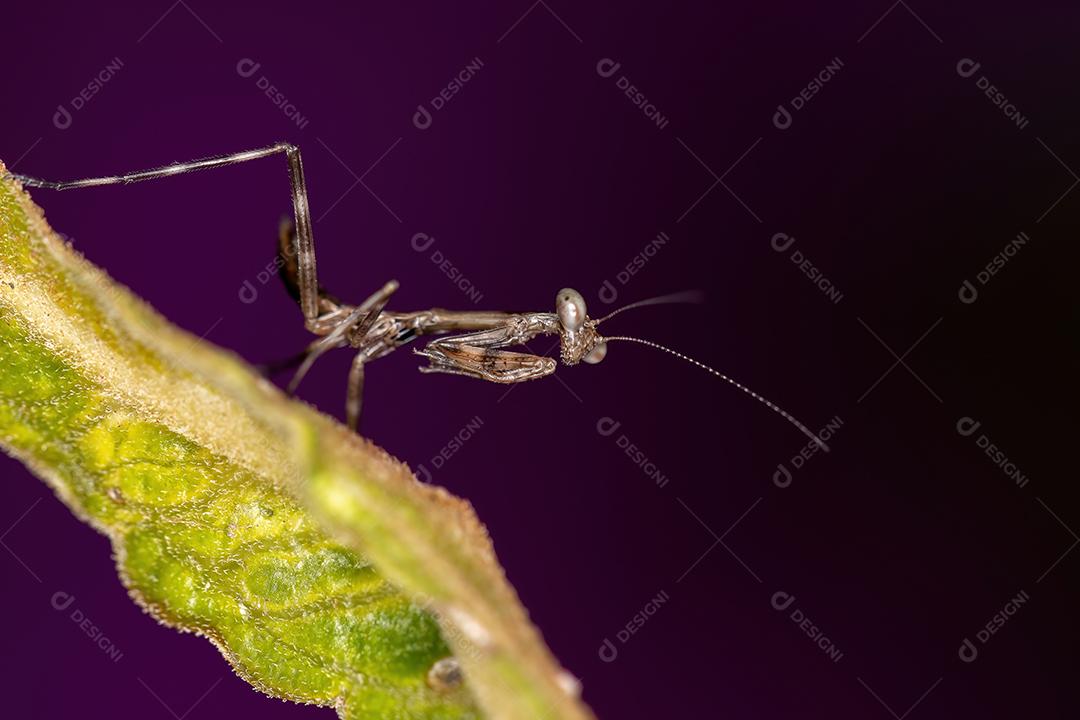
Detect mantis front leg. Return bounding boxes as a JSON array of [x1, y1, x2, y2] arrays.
[[414, 315, 558, 383]]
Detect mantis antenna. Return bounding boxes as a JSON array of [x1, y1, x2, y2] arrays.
[[595, 290, 705, 324], [601, 335, 830, 452]]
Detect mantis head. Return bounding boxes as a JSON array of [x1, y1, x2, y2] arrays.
[[554, 288, 706, 367], [555, 288, 607, 366]]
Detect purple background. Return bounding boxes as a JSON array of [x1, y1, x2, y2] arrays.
[[2, 2, 1077, 718]]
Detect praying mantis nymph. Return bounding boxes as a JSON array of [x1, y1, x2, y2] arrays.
[[8, 143, 829, 451]]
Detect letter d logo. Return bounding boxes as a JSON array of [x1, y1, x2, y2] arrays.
[[598, 279, 618, 304], [236, 58, 261, 78], [238, 280, 259, 304], [413, 104, 433, 130], [596, 58, 621, 78], [598, 638, 618, 662], [958, 637, 978, 662], [411, 232, 436, 252], [956, 416, 981, 437], [596, 417, 621, 437], [773, 463, 793, 488], [958, 279, 978, 304], [51, 591, 75, 611], [771, 591, 796, 611], [956, 58, 981, 78], [53, 104, 73, 130], [773, 104, 792, 130], [771, 232, 796, 252]]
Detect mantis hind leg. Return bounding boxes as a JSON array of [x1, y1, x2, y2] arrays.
[[277, 218, 342, 317], [346, 353, 366, 431], [9, 143, 329, 331]]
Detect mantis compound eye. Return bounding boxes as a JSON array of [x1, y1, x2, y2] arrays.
[[556, 288, 587, 331], [583, 341, 607, 364]]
